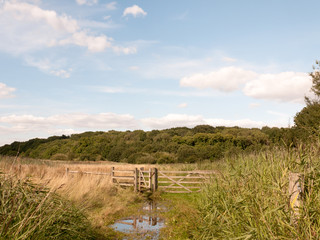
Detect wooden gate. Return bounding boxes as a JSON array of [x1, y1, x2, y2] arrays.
[[111, 167, 213, 193], [111, 167, 158, 192], [66, 167, 214, 193], [157, 170, 214, 193]]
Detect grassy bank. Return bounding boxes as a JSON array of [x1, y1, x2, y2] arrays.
[[194, 145, 320, 239], [0, 158, 155, 239], [0, 173, 101, 239]]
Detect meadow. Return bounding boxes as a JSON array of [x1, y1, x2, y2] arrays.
[[2, 141, 320, 239]]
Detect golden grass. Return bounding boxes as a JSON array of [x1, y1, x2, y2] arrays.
[[0, 156, 222, 238], [0, 156, 161, 236]]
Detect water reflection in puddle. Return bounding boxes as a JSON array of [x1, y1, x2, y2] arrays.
[[110, 201, 166, 240]]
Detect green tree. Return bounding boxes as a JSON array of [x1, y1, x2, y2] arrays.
[[294, 61, 320, 139], [305, 60, 320, 104]]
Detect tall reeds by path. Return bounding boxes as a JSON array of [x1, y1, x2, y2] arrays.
[[0, 157, 152, 238], [0, 173, 99, 239], [195, 145, 320, 239]]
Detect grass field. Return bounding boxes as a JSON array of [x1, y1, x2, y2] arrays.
[[0, 157, 160, 238], [2, 143, 320, 239]]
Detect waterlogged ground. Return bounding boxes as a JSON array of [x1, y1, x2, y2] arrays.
[[110, 201, 166, 239]]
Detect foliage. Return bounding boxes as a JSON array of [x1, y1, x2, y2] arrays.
[[294, 61, 320, 140], [305, 60, 320, 104], [194, 146, 320, 239], [294, 102, 320, 139], [0, 125, 297, 163]]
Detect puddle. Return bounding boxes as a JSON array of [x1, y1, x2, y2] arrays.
[[110, 201, 166, 239]]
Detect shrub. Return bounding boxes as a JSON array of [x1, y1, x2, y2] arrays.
[[50, 153, 68, 160]]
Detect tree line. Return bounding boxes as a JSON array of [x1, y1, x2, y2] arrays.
[[2, 61, 320, 164], [0, 125, 296, 163]]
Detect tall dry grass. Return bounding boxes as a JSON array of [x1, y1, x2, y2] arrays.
[[0, 156, 160, 236], [0, 172, 99, 239]]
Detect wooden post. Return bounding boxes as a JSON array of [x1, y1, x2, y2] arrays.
[[139, 167, 144, 191], [149, 168, 153, 192], [134, 168, 139, 192], [111, 167, 115, 183], [152, 168, 158, 191], [66, 168, 69, 177], [289, 172, 303, 220]]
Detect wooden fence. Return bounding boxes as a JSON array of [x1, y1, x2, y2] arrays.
[[66, 167, 215, 193], [157, 170, 214, 193]]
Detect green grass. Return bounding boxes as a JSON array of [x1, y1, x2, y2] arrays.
[[194, 145, 320, 239], [0, 173, 103, 240]]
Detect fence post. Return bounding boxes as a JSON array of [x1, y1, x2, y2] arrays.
[[134, 168, 139, 192], [66, 168, 69, 177], [111, 167, 115, 183], [289, 172, 303, 220], [149, 168, 153, 192], [152, 168, 158, 191], [139, 167, 144, 191]]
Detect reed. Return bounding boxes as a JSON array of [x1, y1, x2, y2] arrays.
[[0, 173, 99, 239], [0, 157, 155, 238], [195, 145, 320, 239]]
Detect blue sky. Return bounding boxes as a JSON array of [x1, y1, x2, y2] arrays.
[[0, 0, 319, 145]]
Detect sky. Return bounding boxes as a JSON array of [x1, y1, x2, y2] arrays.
[[0, 0, 319, 146]]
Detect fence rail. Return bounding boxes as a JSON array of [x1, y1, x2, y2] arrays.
[[66, 167, 215, 193]]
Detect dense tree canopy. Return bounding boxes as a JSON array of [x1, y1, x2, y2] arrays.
[[0, 125, 294, 163]]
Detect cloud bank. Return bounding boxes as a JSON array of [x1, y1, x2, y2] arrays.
[[0, 1, 135, 54], [76, 0, 98, 6], [0, 83, 16, 99], [0, 112, 287, 146], [180, 67, 311, 103]]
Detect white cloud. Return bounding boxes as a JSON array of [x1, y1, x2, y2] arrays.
[[96, 86, 218, 97], [58, 31, 112, 52], [3, 113, 137, 128], [141, 114, 205, 129], [243, 72, 311, 103], [0, 112, 138, 133], [76, 0, 98, 6], [50, 69, 72, 78], [123, 5, 147, 18], [106, 1, 117, 10], [0, 112, 139, 145], [112, 46, 137, 55], [24, 57, 72, 78], [0, 83, 16, 99], [79, 19, 118, 29], [180, 67, 311, 103], [180, 67, 257, 92], [141, 114, 271, 130], [0, 112, 289, 146], [205, 118, 266, 128], [0, 1, 134, 54], [178, 103, 188, 108]]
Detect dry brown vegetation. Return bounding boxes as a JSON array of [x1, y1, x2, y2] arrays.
[[0, 156, 161, 237]]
